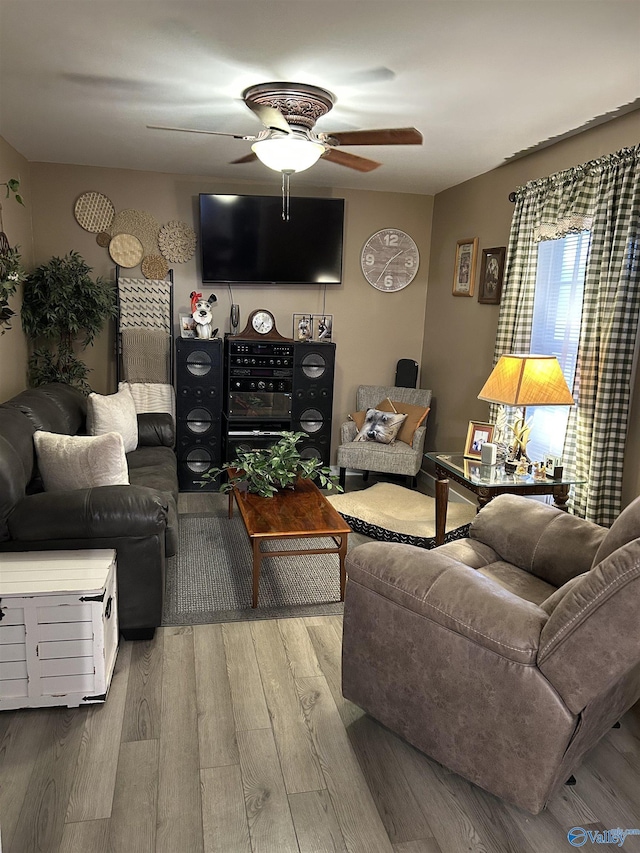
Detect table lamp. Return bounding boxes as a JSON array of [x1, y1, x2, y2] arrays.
[[477, 354, 574, 465]]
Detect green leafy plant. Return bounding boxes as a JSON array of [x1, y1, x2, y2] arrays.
[[0, 177, 26, 333], [21, 251, 117, 391], [201, 431, 343, 498], [1, 178, 25, 207], [0, 245, 26, 334]]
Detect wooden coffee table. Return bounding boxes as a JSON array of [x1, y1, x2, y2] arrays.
[[228, 477, 350, 608]]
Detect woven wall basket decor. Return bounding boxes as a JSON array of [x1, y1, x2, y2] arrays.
[[110, 209, 160, 256], [74, 191, 115, 233], [158, 220, 197, 263], [141, 254, 169, 280], [109, 233, 144, 268]]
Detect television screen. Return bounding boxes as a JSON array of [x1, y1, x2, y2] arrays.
[[199, 193, 344, 285]]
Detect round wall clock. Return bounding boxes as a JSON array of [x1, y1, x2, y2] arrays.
[[361, 229, 420, 292]]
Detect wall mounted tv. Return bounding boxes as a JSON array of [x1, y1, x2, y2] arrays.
[[199, 193, 345, 285]]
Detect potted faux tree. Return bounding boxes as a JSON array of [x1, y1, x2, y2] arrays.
[[21, 250, 117, 391], [201, 431, 342, 498]]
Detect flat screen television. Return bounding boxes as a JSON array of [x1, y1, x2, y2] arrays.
[[199, 193, 344, 285]]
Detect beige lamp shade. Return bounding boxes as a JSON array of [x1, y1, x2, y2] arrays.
[[478, 354, 574, 406]]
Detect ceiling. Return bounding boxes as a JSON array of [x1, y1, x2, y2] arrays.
[[1, 1, 639, 196]]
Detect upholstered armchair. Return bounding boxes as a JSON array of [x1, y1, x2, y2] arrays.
[[342, 493, 640, 814], [336, 384, 432, 489]]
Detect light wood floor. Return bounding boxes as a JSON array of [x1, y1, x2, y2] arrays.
[[1, 616, 640, 853], [2, 484, 640, 852]]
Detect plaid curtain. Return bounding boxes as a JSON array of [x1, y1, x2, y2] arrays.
[[492, 144, 640, 525]]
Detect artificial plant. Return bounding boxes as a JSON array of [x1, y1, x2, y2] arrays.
[[0, 177, 26, 334], [201, 431, 342, 498], [21, 251, 117, 391]]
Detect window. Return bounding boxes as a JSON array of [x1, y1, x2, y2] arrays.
[[526, 231, 590, 462]]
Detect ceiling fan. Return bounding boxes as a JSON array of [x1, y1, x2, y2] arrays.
[[147, 81, 423, 174]]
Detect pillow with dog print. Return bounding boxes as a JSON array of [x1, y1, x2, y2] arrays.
[[350, 398, 429, 446], [87, 385, 138, 452], [34, 430, 130, 492], [353, 408, 407, 444]]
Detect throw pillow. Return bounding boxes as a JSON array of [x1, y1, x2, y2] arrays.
[[353, 408, 407, 444], [377, 398, 430, 446], [33, 430, 129, 492], [350, 398, 430, 446], [87, 385, 138, 452]]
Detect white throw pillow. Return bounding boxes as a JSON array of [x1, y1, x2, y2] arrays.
[[34, 430, 130, 492], [87, 386, 138, 452]]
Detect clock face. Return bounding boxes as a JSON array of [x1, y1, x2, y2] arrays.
[[252, 310, 275, 334], [361, 229, 420, 292]]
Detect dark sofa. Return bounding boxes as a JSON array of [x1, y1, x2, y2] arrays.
[[0, 382, 178, 639]]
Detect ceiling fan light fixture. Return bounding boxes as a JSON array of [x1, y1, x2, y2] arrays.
[[251, 137, 325, 173]]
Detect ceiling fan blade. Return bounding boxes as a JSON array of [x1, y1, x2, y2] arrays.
[[230, 152, 259, 165], [322, 148, 381, 172], [328, 127, 423, 146], [245, 101, 292, 134], [146, 124, 255, 140]]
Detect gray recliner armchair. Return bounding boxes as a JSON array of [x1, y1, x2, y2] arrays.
[[336, 384, 432, 489], [342, 493, 640, 814]]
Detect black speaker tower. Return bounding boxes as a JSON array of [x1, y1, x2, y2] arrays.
[[291, 341, 336, 465], [175, 338, 223, 491]]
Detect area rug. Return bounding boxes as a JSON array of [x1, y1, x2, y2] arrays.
[[326, 482, 476, 549], [162, 513, 345, 625]]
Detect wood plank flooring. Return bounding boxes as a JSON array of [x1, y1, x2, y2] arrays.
[[2, 616, 640, 852], [2, 487, 640, 851]]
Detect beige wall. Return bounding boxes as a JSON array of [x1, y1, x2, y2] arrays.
[[27, 163, 433, 460], [0, 137, 33, 399], [421, 110, 640, 505]]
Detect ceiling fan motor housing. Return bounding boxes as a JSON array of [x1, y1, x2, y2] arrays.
[[242, 82, 335, 131]]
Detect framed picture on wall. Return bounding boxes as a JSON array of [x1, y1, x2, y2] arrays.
[[312, 314, 333, 342], [464, 420, 495, 459], [452, 238, 478, 296], [478, 247, 506, 305], [293, 314, 313, 342]]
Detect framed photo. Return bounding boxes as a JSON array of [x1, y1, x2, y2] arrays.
[[312, 314, 333, 342], [293, 313, 313, 342], [179, 313, 196, 338], [464, 420, 495, 459], [478, 246, 506, 305], [452, 238, 478, 296]]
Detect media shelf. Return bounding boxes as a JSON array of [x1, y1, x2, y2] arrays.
[[223, 337, 336, 465]]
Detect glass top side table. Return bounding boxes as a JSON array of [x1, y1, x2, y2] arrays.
[[424, 452, 585, 546]]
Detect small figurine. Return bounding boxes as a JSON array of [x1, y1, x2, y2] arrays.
[[190, 291, 218, 339], [533, 461, 547, 481], [515, 458, 530, 478]]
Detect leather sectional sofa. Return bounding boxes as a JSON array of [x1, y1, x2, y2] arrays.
[[0, 382, 178, 639]]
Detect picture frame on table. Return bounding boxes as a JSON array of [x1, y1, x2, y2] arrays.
[[179, 313, 196, 338], [464, 420, 495, 459], [478, 246, 506, 305], [312, 314, 333, 342], [452, 238, 478, 296], [293, 313, 313, 342]]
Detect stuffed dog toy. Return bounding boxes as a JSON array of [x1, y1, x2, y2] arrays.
[[190, 291, 218, 340]]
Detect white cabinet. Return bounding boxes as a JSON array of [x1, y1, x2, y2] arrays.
[[0, 550, 119, 710]]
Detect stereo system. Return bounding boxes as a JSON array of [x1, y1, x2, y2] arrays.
[[175, 338, 223, 491], [223, 338, 335, 465]]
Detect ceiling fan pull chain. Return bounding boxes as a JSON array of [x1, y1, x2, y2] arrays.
[[282, 170, 292, 221]]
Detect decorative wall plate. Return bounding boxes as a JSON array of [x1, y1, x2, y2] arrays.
[[74, 191, 115, 233], [96, 231, 111, 248], [158, 220, 197, 263], [108, 233, 144, 268], [361, 228, 420, 292]]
